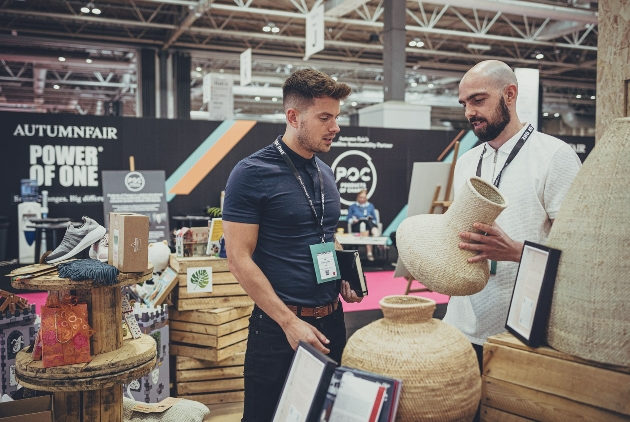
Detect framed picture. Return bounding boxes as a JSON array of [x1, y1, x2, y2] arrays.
[[506, 241, 561, 347], [272, 341, 337, 422]]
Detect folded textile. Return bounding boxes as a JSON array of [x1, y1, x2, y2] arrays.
[[57, 259, 120, 285]]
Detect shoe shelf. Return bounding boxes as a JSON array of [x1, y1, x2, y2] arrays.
[[10, 264, 156, 422]]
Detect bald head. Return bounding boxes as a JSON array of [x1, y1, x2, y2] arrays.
[[461, 60, 517, 91]]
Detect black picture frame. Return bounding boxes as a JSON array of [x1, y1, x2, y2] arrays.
[[506, 241, 561, 348], [271, 341, 338, 422]]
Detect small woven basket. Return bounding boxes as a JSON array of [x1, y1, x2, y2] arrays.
[[342, 295, 480, 422], [546, 117, 630, 367], [397, 176, 508, 296]]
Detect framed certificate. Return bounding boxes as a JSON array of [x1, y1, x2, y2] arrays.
[[506, 241, 561, 347], [272, 341, 337, 422]]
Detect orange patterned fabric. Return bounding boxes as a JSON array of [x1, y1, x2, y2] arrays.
[[40, 294, 93, 368]]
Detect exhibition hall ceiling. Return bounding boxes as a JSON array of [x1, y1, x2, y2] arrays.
[[0, 0, 597, 129]]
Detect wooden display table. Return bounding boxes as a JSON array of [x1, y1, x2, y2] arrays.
[[10, 264, 156, 422], [481, 332, 630, 421]]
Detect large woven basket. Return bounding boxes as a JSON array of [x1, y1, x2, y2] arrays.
[[545, 117, 630, 367], [342, 295, 480, 422], [397, 176, 508, 296]]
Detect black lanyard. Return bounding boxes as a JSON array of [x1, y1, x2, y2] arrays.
[[476, 124, 534, 188], [273, 139, 326, 242]]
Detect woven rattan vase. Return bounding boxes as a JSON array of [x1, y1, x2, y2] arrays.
[[545, 117, 630, 367], [342, 296, 481, 422], [397, 176, 508, 296]]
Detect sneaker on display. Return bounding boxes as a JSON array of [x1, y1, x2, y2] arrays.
[[89, 233, 109, 263], [45, 217, 107, 264]]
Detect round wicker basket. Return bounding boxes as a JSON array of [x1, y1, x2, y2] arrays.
[[545, 117, 630, 367], [397, 176, 508, 296], [342, 295, 481, 422]]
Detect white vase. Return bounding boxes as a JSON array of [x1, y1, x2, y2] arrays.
[[397, 176, 508, 296]]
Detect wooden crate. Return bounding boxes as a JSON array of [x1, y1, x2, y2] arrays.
[[176, 353, 245, 406], [169, 255, 229, 274], [174, 296, 254, 311], [170, 339, 246, 363], [170, 306, 253, 326], [481, 332, 630, 422]]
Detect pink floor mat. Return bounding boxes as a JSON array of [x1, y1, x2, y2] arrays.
[[343, 271, 449, 313]]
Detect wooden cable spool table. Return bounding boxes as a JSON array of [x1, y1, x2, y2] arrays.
[[10, 264, 156, 422]]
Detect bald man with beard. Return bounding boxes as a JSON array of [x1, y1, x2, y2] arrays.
[[444, 60, 582, 368]]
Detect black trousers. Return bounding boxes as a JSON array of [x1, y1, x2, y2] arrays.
[[351, 218, 377, 233], [241, 304, 346, 422]]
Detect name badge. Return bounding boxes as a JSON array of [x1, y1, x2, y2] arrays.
[[490, 259, 497, 275], [310, 242, 340, 284]]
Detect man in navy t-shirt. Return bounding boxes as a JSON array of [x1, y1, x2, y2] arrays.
[[223, 68, 362, 421]]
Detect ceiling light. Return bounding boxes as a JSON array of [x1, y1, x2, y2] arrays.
[[428, 83, 434, 88], [272, 97, 278, 102], [408, 40, 416, 47], [81, 6, 90, 13], [576, 94, 582, 98], [91, 7, 101, 14], [53, 84, 60, 90], [411, 82, 417, 87], [58, 56, 66, 62], [351, 101, 357, 106], [86, 58, 92, 63], [287, 64, 293, 69], [543, 112, 549, 117], [554, 112, 560, 117], [340, 101, 344, 105], [416, 41, 424, 48], [332, 76, 338, 81], [591, 95, 596, 100], [467, 43, 491, 51], [196, 66, 202, 72], [255, 96, 261, 101], [263, 26, 271, 32], [271, 27, 280, 33], [535, 53, 544, 60]]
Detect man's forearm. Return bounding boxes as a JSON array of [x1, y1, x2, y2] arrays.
[[228, 256, 297, 329]]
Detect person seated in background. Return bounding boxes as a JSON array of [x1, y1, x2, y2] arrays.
[[347, 189, 380, 261]]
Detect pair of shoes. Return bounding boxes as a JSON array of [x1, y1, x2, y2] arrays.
[[89, 233, 109, 263], [45, 217, 106, 264], [367, 252, 375, 261]]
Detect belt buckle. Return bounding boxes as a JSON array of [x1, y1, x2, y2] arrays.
[[313, 304, 329, 319]]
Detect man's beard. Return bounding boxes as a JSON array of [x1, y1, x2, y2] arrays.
[[470, 96, 511, 143], [297, 126, 324, 154]]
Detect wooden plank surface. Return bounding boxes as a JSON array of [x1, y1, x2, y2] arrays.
[[481, 405, 532, 422], [175, 296, 254, 311], [170, 255, 229, 274], [482, 376, 630, 422], [170, 340, 247, 363], [178, 378, 245, 395], [54, 392, 81, 422], [179, 391, 245, 406], [179, 272, 238, 287], [177, 283, 246, 299], [177, 366, 244, 382], [171, 316, 249, 337], [483, 342, 630, 416], [171, 328, 248, 349], [176, 353, 246, 370], [83, 390, 102, 422], [488, 333, 630, 375], [170, 306, 253, 326]]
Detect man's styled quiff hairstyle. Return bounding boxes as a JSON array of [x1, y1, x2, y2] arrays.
[[283, 68, 351, 112]]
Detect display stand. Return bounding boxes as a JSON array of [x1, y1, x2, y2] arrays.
[[11, 264, 156, 422]]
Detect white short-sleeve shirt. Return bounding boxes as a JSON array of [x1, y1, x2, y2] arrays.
[[443, 124, 582, 345]]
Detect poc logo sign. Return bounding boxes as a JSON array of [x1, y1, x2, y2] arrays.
[[331, 150, 377, 206], [125, 171, 145, 192]]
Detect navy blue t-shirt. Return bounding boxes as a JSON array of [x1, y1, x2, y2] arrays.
[[222, 137, 341, 307]]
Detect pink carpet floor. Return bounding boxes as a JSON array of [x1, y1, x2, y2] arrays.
[[17, 271, 450, 315], [343, 271, 449, 312]]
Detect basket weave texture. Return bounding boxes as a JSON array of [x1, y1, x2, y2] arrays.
[[545, 117, 630, 367], [397, 177, 508, 296], [342, 295, 481, 422]]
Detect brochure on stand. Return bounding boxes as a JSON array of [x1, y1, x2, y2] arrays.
[[335, 250, 368, 297], [272, 342, 337, 422]]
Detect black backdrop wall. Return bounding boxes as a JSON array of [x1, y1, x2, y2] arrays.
[[0, 111, 594, 263]]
